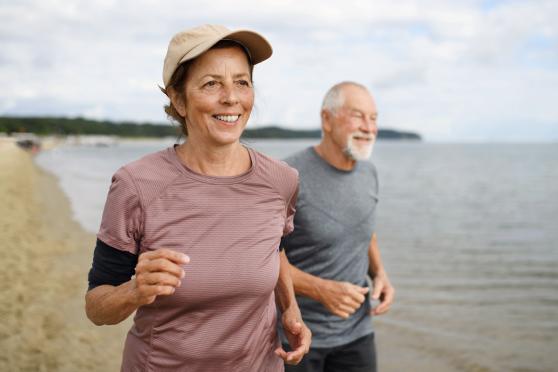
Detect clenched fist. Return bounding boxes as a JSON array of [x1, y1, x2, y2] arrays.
[[316, 280, 369, 319], [132, 249, 190, 306]]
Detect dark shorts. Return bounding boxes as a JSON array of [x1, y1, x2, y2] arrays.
[[284, 333, 377, 372]]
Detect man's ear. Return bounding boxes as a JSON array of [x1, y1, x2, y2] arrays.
[[321, 109, 333, 133], [168, 87, 187, 117]]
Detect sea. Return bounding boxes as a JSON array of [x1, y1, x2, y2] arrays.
[[36, 139, 558, 371]]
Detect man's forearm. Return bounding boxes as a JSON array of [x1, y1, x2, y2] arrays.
[[368, 233, 386, 277], [286, 252, 372, 318], [287, 260, 327, 302]]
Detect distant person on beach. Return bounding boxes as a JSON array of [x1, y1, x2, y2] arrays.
[[85, 24, 311, 371], [279, 82, 395, 372]]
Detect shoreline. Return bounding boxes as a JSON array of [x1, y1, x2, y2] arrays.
[[0, 141, 130, 371]]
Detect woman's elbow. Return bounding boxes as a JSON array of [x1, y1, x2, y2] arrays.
[[84, 288, 107, 326]]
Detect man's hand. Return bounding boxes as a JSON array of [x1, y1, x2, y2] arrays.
[[132, 249, 190, 306], [275, 306, 311, 365], [370, 272, 394, 315], [316, 279, 369, 319]]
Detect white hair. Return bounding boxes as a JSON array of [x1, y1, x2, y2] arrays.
[[321, 81, 369, 113]]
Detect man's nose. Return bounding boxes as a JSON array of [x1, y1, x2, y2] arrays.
[[360, 118, 378, 136]]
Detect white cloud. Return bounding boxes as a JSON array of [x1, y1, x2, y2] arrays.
[[0, 0, 557, 141]]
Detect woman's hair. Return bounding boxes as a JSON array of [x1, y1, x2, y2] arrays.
[[161, 40, 255, 136]]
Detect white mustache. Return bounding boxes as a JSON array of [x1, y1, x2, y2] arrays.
[[351, 133, 376, 141]]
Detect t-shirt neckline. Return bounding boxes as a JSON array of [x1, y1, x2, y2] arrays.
[[308, 146, 359, 174], [168, 144, 257, 185]]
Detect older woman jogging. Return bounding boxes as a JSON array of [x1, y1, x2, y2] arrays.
[[85, 24, 311, 372]]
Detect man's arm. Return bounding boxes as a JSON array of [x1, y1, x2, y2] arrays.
[[367, 233, 395, 315], [288, 258, 369, 319], [274, 251, 311, 365]]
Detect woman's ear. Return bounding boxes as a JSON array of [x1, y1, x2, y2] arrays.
[[168, 87, 187, 117]]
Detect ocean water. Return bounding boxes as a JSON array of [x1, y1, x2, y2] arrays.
[[36, 140, 558, 371]]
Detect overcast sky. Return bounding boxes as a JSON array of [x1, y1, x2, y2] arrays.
[[1, 0, 557, 141]]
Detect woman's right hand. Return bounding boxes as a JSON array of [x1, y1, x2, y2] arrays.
[[132, 249, 190, 306]]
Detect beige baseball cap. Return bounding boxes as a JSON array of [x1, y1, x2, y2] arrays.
[[162, 24, 273, 88]]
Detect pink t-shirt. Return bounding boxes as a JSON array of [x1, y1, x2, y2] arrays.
[[97, 146, 298, 372]]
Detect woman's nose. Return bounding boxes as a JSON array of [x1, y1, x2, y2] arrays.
[[220, 84, 239, 105]]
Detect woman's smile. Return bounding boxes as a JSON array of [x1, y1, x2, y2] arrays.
[[213, 114, 241, 126]]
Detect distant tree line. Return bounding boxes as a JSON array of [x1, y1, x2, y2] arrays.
[[0, 117, 179, 137], [0, 116, 421, 140]]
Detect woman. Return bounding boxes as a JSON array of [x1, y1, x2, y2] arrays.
[[85, 24, 311, 371]]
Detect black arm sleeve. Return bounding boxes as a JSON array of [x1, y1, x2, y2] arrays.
[[87, 239, 138, 291], [279, 236, 288, 252]]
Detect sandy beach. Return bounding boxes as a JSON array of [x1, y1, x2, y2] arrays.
[[0, 141, 130, 371]]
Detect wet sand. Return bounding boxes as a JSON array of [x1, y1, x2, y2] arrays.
[[0, 141, 130, 371]]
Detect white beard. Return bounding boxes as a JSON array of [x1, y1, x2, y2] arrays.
[[344, 133, 375, 161]]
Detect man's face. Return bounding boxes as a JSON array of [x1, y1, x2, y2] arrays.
[[327, 86, 378, 161]]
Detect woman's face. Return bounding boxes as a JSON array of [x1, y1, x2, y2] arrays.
[[179, 46, 254, 147]]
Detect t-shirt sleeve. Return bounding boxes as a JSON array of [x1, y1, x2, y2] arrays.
[[282, 170, 299, 237], [97, 167, 143, 254]]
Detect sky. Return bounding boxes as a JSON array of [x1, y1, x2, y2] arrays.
[[1, 0, 557, 142]]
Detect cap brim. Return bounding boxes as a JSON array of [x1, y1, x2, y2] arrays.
[[178, 29, 273, 66], [221, 30, 273, 65]]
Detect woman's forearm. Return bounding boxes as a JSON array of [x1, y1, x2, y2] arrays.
[[85, 280, 140, 326], [275, 251, 298, 312], [86, 249, 188, 326]]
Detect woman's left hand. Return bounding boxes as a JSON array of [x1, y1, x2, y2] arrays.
[[274, 306, 312, 365]]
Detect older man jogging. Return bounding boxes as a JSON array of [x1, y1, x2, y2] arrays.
[[280, 81, 395, 372]]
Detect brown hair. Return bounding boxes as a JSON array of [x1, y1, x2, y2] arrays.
[[161, 40, 255, 136]]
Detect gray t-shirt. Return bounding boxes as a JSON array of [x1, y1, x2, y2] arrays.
[[279, 147, 379, 348]]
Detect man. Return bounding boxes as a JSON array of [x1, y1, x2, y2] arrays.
[[279, 82, 395, 372]]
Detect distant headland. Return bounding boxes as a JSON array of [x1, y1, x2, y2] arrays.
[[0, 116, 422, 140]]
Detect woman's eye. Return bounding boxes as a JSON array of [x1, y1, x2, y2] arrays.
[[203, 80, 219, 88], [236, 80, 251, 87]]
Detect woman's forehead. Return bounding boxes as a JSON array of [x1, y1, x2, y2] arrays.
[[188, 47, 251, 77]]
